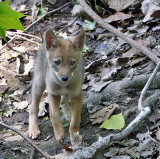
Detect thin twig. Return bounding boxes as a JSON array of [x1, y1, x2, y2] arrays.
[[0, 65, 17, 77], [6, 34, 38, 44], [0, 121, 52, 159], [0, 36, 16, 51], [138, 62, 160, 111], [6, 31, 42, 41], [78, 0, 160, 64], [145, 123, 160, 144], [56, 17, 79, 35], [26, 2, 72, 31]]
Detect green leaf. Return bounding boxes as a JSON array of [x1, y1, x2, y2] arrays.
[[59, 110, 69, 127], [100, 113, 125, 130], [0, 0, 25, 41], [82, 46, 90, 55], [38, 6, 47, 18], [45, 116, 49, 120], [83, 20, 97, 31]]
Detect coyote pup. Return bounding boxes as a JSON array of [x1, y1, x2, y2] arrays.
[[29, 29, 85, 145]]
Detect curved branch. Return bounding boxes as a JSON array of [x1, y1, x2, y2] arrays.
[[70, 107, 151, 159], [0, 121, 51, 159], [26, 2, 72, 31], [138, 62, 160, 111]]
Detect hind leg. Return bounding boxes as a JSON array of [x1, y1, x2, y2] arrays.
[[29, 78, 45, 139]]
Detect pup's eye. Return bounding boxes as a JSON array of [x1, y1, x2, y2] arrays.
[[54, 60, 61, 66], [70, 61, 75, 66]]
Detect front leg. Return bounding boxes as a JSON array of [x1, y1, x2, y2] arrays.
[[70, 93, 82, 146], [48, 94, 64, 143], [60, 95, 71, 122]]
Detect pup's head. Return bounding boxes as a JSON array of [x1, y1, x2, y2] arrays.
[[44, 29, 85, 84]]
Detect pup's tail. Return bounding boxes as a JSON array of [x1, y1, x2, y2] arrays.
[[22, 82, 32, 95]]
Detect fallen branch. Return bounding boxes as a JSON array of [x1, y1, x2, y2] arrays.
[[26, 2, 72, 31], [78, 0, 160, 64], [6, 31, 42, 42], [0, 36, 16, 51], [70, 62, 160, 158], [70, 107, 151, 159], [138, 61, 160, 111], [0, 121, 52, 159], [6, 34, 39, 44]]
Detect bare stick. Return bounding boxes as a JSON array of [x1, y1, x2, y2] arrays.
[[0, 121, 52, 159], [70, 107, 151, 159], [78, 0, 160, 64], [26, 2, 72, 31], [6, 34, 38, 44], [6, 31, 42, 41], [0, 36, 16, 51], [138, 62, 160, 111], [0, 65, 17, 77]]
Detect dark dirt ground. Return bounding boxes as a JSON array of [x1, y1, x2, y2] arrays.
[[1, 0, 160, 159]]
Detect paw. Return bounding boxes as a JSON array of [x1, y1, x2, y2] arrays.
[[71, 132, 82, 146], [54, 128, 65, 143], [28, 125, 40, 139]]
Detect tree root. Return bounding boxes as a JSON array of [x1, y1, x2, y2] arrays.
[[84, 72, 160, 108]]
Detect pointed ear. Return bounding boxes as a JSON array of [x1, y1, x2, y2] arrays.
[[44, 29, 58, 50], [72, 30, 85, 51]]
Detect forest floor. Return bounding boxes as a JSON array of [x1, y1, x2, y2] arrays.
[[1, 0, 160, 159]]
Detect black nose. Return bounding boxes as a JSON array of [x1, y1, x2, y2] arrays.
[[61, 76, 68, 82]]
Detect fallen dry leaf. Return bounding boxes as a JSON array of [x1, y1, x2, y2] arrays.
[[151, 8, 160, 18], [90, 103, 119, 124], [13, 46, 26, 53], [110, 57, 129, 67], [92, 80, 112, 92], [149, 109, 160, 123], [24, 58, 34, 75], [136, 132, 149, 141], [141, 0, 160, 22], [102, 66, 122, 81], [108, 0, 138, 12], [13, 101, 29, 110], [137, 137, 154, 152], [104, 12, 132, 23], [156, 130, 160, 141], [59, 141, 73, 152], [128, 57, 146, 67], [38, 97, 48, 117], [0, 78, 7, 85]]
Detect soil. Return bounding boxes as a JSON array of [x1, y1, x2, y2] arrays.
[[1, 0, 160, 159]]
